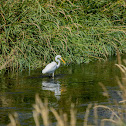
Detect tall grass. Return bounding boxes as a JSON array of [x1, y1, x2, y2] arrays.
[[0, 0, 126, 71]]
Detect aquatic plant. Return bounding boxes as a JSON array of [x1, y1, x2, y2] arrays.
[[1, 0, 126, 71]]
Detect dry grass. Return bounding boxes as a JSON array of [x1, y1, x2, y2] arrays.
[[7, 112, 20, 126], [7, 94, 77, 126]]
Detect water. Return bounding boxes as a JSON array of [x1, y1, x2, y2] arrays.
[[0, 56, 122, 125]]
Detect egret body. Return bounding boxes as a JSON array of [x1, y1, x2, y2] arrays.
[[42, 55, 65, 77]]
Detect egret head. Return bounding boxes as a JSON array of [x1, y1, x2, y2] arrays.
[[55, 55, 66, 64], [55, 55, 61, 59]]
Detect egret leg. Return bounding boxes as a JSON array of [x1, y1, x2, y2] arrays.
[[49, 74, 51, 78], [52, 73, 54, 78]]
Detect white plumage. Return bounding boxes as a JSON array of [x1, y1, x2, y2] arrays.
[[42, 62, 57, 74], [42, 55, 65, 78]]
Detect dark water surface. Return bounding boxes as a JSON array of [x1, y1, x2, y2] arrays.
[[0, 56, 122, 125]]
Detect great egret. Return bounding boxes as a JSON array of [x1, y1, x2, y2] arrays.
[[42, 55, 65, 77]]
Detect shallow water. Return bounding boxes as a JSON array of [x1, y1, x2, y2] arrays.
[[0, 56, 122, 125]]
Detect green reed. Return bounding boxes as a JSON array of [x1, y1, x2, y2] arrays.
[[0, 0, 126, 71]]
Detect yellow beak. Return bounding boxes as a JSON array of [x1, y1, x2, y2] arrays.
[[61, 57, 66, 64]]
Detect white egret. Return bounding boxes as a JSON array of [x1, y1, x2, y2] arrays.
[[42, 55, 65, 78]]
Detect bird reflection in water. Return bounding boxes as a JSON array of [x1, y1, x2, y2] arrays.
[[42, 80, 61, 100]]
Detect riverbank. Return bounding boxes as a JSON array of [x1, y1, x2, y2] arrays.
[[1, 0, 126, 71]]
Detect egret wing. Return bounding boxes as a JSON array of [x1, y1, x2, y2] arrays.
[[42, 62, 57, 74]]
